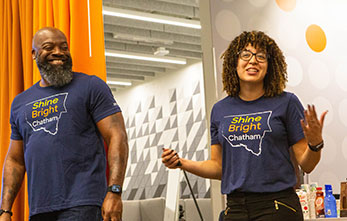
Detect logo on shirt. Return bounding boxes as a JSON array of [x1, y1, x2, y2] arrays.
[[25, 93, 68, 135], [222, 111, 272, 156]]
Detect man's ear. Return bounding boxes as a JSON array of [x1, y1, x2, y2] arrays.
[[32, 50, 36, 60]]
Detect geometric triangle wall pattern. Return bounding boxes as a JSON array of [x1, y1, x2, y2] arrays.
[[122, 80, 210, 200]]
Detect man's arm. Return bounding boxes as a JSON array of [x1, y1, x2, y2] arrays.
[[0, 139, 26, 219], [96, 112, 128, 221]]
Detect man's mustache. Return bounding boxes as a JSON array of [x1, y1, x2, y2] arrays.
[[36, 55, 73, 87]]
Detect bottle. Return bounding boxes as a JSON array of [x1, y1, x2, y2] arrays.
[[341, 181, 347, 217], [315, 187, 325, 218], [308, 183, 317, 219], [324, 184, 337, 217], [296, 189, 310, 219], [336, 197, 340, 218]]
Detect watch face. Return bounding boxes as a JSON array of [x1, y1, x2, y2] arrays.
[[112, 186, 120, 192], [110, 185, 121, 193]]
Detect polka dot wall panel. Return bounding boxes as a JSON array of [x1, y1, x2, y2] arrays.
[[210, 0, 346, 193], [121, 81, 210, 200]]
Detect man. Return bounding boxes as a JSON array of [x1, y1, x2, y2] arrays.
[[0, 27, 128, 221]]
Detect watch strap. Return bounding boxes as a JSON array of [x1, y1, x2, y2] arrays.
[[308, 141, 324, 152]]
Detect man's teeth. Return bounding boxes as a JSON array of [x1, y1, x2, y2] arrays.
[[50, 60, 63, 64]]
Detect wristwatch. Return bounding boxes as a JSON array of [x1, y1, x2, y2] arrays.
[[0, 209, 13, 216], [107, 184, 122, 194], [308, 141, 324, 152]]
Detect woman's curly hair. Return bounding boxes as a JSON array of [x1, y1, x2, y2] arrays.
[[221, 31, 287, 97]]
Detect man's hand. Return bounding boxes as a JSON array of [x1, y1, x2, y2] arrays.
[[0, 212, 11, 221], [101, 193, 122, 221]]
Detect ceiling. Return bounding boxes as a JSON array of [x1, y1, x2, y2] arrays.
[[102, 0, 202, 91]]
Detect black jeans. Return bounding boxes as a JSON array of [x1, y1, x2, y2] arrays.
[[30, 205, 102, 221], [223, 188, 304, 221]]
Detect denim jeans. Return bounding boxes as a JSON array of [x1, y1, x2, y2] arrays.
[[223, 188, 304, 221], [30, 205, 102, 221]]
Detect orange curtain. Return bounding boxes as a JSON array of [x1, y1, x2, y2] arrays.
[[0, 0, 106, 220]]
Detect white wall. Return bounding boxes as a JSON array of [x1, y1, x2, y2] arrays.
[[209, 0, 346, 194]]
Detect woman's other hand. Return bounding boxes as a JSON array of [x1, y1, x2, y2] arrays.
[[161, 148, 181, 169]]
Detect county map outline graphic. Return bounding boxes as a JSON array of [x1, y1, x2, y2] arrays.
[[222, 111, 272, 156], [25, 93, 68, 135]]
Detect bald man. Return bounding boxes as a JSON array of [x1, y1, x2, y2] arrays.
[[0, 27, 128, 221]]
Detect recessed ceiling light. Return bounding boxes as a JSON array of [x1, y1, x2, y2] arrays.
[[105, 49, 187, 65], [107, 80, 132, 86], [103, 6, 201, 29]]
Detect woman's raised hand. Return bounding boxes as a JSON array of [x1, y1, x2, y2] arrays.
[[300, 104, 328, 146]]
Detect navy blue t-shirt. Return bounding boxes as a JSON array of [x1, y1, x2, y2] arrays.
[[210, 92, 305, 194], [10, 72, 121, 216]]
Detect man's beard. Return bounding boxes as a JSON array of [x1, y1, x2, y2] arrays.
[[36, 56, 73, 87]]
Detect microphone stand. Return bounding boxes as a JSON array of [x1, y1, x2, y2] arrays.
[[177, 161, 204, 221]]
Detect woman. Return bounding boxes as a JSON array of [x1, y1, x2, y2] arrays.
[[162, 31, 327, 220]]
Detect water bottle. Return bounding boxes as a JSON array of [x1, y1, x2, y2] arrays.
[[324, 184, 337, 218]]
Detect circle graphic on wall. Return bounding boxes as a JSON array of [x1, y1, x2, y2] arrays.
[[276, 0, 296, 12], [286, 56, 303, 87], [249, 0, 269, 8], [215, 10, 241, 41], [305, 24, 327, 52]]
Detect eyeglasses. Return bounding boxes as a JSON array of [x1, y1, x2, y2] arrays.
[[238, 50, 268, 63]]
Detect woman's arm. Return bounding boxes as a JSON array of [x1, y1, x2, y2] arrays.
[[292, 138, 321, 173], [292, 104, 327, 173], [162, 144, 223, 180]]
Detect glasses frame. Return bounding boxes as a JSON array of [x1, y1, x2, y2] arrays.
[[238, 50, 269, 63]]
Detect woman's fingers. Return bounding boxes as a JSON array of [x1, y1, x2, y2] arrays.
[[161, 148, 180, 168], [319, 110, 328, 127], [301, 104, 328, 146]]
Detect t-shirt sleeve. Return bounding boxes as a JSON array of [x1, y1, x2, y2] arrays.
[[286, 93, 305, 146], [88, 76, 121, 123], [10, 102, 23, 140], [210, 105, 220, 145]]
